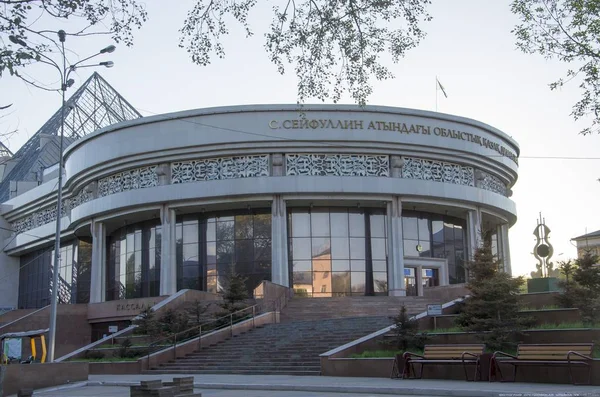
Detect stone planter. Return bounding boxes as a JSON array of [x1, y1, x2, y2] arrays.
[[527, 277, 559, 293]]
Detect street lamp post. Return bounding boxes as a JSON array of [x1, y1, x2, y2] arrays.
[[9, 31, 115, 362]]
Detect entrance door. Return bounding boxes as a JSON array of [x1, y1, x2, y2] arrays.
[[404, 268, 417, 296]]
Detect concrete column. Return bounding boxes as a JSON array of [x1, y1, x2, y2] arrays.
[[467, 208, 482, 259], [500, 223, 512, 275], [90, 220, 106, 303], [160, 205, 177, 296], [415, 265, 423, 297], [271, 195, 289, 287], [387, 196, 405, 296]]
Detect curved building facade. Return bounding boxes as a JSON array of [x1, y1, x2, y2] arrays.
[[1, 105, 519, 308]]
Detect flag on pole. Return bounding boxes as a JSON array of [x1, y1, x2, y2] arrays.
[[436, 78, 448, 98]]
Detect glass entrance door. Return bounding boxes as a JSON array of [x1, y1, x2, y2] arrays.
[[404, 268, 417, 296]]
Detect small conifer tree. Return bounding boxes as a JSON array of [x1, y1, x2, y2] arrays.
[[556, 260, 578, 308], [570, 252, 600, 324], [132, 307, 159, 337], [455, 240, 529, 351], [216, 265, 249, 318], [390, 305, 428, 351]]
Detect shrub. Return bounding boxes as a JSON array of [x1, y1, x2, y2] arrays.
[[159, 308, 190, 335], [132, 307, 160, 337], [83, 350, 104, 360]]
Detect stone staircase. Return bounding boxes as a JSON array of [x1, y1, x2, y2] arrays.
[[147, 315, 393, 375], [279, 295, 434, 322], [146, 295, 436, 376]]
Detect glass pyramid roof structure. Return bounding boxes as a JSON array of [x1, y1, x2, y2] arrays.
[[0, 72, 141, 202]]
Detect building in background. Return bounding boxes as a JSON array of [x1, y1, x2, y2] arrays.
[[571, 230, 600, 259], [0, 75, 519, 311]]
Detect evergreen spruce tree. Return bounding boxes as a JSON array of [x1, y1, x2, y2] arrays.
[[556, 260, 577, 309], [570, 252, 600, 324], [390, 305, 428, 351], [216, 265, 249, 318], [455, 240, 529, 351]]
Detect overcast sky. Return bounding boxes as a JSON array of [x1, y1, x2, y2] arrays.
[[2, 0, 599, 277]]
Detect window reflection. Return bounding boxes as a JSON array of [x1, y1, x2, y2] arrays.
[[402, 211, 467, 283], [288, 207, 388, 297], [105, 220, 162, 301], [176, 210, 272, 296]]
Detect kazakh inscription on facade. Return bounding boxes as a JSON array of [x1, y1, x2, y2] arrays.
[[268, 118, 518, 165]]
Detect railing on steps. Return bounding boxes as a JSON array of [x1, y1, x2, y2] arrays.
[[144, 296, 285, 363]]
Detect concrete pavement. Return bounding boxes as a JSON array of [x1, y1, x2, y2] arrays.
[[9, 374, 600, 396]]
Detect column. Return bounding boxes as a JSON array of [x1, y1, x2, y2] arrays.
[[467, 208, 482, 258], [500, 223, 512, 275], [387, 196, 405, 296], [271, 195, 289, 287], [90, 220, 106, 303], [415, 265, 423, 297], [160, 205, 177, 296]]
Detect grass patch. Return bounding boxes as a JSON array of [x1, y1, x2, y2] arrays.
[[520, 304, 562, 311], [350, 349, 423, 358], [69, 356, 140, 362], [530, 321, 600, 330], [427, 326, 463, 333]]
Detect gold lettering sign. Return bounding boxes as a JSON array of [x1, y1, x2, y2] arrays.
[[268, 118, 518, 165]]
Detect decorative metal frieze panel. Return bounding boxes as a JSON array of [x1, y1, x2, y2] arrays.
[[98, 165, 159, 197], [69, 185, 93, 209], [401, 157, 475, 187], [171, 155, 270, 184], [477, 172, 507, 196], [286, 154, 389, 177], [12, 215, 34, 235]]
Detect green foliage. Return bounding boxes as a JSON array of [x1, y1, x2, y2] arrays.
[[215, 266, 250, 320], [132, 307, 160, 337], [180, 0, 432, 105], [1, 0, 147, 78], [455, 241, 532, 351], [512, 0, 600, 134], [115, 338, 140, 359], [83, 350, 105, 360], [556, 260, 578, 308], [558, 252, 600, 324], [159, 308, 190, 335], [351, 349, 416, 358], [390, 305, 428, 351], [187, 300, 211, 326]]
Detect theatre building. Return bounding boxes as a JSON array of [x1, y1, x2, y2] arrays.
[[0, 74, 519, 313]]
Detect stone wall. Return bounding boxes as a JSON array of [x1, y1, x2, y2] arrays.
[[2, 362, 89, 396]]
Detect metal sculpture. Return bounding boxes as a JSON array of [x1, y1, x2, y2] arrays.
[[533, 213, 554, 278]]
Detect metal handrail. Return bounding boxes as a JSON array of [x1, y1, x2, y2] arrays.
[[144, 295, 288, 362]]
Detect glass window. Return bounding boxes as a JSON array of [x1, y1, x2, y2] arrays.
[[206, 222, 216, 242], [373, 272, 388, 294], [372, 260, 387, 272], [349, 211, 365, 237], [402, 216, 418, 240], [370, 238, 386, 260], [331, 237, 350, 259], [291, 238, 312, 260], [332, 260, 350, 272], [351, 272, 366, 294], [404, 240, 420, 257], [330, 212, 349, 237], [235, 215, 253, 239], [311, 210, 330, 237], [291, 211, 311, 237], [370, 214, 386, 238], [350, 238, 365, 259], [292, 260, 312, 272], [217, 220, 234, 241], [351, 260, 366, 272], [182, 222, 198, 244], [418, 218, 430, 241], [332, 272, 351, 294], [311, 237, 330, 258]]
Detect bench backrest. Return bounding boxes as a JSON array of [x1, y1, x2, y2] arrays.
[[423, 344, 485, 359], [516, 344, 594, 361]]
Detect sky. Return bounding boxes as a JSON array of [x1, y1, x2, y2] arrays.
[[1, 0, 600, 278]]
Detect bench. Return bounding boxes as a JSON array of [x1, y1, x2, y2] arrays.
[[490, 343, 594, 385], [391, 344, 486, 381]]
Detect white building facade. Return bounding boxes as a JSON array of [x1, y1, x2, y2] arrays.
[[0, 105, 519, 309]]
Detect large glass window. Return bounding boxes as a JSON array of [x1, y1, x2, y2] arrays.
[[288, 208, 387, 297], [176, 210, 272, 296], [18, 239, 92, 309], [105, 220, 161, 301], [402, 211, 467, 283]]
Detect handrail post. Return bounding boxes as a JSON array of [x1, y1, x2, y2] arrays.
[[173, 334, 177, 358], [252, 306, 256, 328], [198, 325, 202, 350], [230, 313, 233, 337]]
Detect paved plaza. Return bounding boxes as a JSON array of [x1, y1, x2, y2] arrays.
[[8, 374, 600, 397]]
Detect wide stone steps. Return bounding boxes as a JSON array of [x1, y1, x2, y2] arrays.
[[146, 295, 436, 376]]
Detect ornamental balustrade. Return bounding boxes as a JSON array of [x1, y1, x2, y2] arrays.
[[9, 153, 509, 235]]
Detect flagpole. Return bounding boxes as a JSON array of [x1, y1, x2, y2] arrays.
[[435, 76, 438, 112]]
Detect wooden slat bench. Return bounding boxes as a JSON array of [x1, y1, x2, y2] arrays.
[[490, 343, 594, 385], [391, 344, 486, 381]]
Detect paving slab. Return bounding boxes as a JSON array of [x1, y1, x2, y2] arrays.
[[87, 374, 600, 397]]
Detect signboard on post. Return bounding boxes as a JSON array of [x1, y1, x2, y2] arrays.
[[427, 304, 442, 316], [108, 326, 118, 333]]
